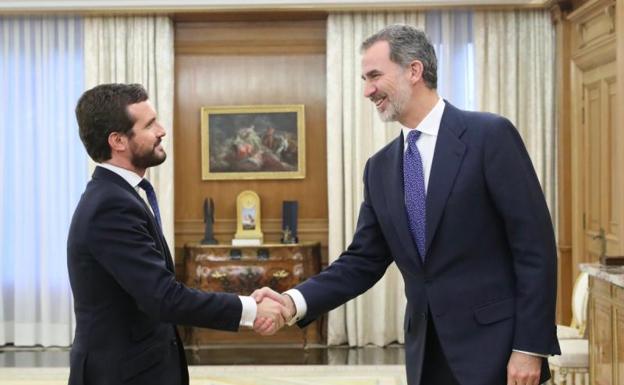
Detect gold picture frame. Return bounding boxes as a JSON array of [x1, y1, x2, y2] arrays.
[[201, 105, 305, 180]]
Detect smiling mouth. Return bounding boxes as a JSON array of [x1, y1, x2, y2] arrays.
[[374, 97, 386, 109]]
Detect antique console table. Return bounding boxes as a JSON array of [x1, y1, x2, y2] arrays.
[[580, 263, 624, 385], [182, 242, 322, 346]]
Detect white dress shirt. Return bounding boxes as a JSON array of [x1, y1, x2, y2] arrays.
[[98, 162, 257, 327], [401, 97, 444, 192]]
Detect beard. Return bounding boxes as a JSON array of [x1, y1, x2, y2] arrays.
[[376, 80, 412, 122], [130, 142, 167, 170]]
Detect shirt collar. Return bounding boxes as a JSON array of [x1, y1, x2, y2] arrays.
[[401, 97, 445, 143], [98, 162, 144, 189]]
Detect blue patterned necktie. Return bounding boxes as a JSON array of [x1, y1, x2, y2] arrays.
[[404, 130, 427, 261], [138, 179, 162, 230]]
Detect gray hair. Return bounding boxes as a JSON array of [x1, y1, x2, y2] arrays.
[[361, 24, 438, 90]]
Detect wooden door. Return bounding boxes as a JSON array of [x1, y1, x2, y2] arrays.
[[568, 0, 620, 289], [580, 61, 618, 265]]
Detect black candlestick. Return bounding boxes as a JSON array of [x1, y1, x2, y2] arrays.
[[200, 198, 218, 245], [281, 201, 298, 244]]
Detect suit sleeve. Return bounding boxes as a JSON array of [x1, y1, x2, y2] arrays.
[[86, 199, 242, 331], [483, 117, 559, 355], [295, 160, 393, 326]]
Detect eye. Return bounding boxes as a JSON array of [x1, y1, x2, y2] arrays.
[[145, 119, 156, 129]]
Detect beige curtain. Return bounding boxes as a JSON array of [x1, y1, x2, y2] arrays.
[[326, 12, 424, 346], [473, 10, 557, 223], [84, 16, 175, 250]]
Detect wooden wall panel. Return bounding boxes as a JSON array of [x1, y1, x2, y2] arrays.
[[617, 0, 624, 256], [552, 3, 573, 324], [173, 18, 328, 265]]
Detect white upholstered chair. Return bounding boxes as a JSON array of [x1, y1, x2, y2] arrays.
[[556, 272, 589, 340], [548, 272, 589, 385]]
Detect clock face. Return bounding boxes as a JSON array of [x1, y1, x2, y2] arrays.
[[242, 196, 256, 209]]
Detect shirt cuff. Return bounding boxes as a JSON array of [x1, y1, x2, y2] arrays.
[[283, 289, 307, 326], [512, 349, 549, 358], [238, 296, 257, 327]]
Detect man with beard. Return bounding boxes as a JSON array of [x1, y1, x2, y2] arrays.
[[67, 83, 288, 385], [252, 25, 560, 385]]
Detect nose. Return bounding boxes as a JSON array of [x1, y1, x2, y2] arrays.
[[363, 82, 376, 98], [156, 122, 166, 137]]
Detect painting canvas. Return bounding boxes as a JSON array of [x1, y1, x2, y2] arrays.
[[241, 207, 256, 230], [201, 105, 305, 180]]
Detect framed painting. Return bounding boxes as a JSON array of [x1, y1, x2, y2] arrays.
[[200, 105, 305, 180]]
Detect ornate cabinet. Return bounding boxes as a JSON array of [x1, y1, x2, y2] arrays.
[[584, 264, 624, 385], [182, 242, 322, 346], [616, 287, 624, 385], [590, 277, 615, 385]]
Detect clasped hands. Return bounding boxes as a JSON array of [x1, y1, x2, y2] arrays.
[[251, 287, 296, 335]]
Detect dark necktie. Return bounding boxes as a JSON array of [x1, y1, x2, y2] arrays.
[[404, 130, 426, 261], [138, 179, 162, 229]]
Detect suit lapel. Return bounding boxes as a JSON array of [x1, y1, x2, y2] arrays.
[[93, 167, 175, 272], [425, 102, 466, 252], [382, 135, 422, 268], [136, 200, 175, 272]]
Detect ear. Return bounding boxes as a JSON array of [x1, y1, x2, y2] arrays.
[[408, 60, 424, 85], [108, 132, 128, 153]]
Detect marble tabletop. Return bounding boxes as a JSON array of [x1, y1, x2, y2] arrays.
[[580, 263, 624, 288]]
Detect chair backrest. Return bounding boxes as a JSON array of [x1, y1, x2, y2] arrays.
[[571, 272, 589, 337]]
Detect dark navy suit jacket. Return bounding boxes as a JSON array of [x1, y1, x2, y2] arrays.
[[67, 166, 242, 385], [295, 102, 560, 385]]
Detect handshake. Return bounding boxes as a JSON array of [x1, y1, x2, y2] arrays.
[[251, 287, 296, 336]]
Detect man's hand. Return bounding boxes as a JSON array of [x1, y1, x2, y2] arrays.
[[507, 351, 542, 385], [252, 287, 296, 322], [251, 287, 296, 335], [253, 296, 290, 336]]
